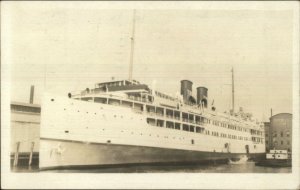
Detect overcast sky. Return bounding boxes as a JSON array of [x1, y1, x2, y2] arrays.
[[5, 2, 294, 121]]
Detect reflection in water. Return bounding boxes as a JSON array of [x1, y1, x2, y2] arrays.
[[12, 161, 291, 173]]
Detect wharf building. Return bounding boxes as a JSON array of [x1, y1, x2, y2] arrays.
[[264, 113, 292, 152], [10, 86, 40, 167]]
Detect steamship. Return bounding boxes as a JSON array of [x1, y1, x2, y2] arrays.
[[39, 78, 265, 169], [39, 11, 265, 169]]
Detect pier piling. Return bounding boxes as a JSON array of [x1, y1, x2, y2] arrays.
[[13, 142, 20, 167], [28, 142, 35, 166]]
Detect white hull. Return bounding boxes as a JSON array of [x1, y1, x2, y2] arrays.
[[40, 94, 265, 169], [40, 138, 263, 169]]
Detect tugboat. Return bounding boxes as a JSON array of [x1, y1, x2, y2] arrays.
[[255, 149, 291, 167]]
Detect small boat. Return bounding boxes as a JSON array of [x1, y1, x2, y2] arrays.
[[255, 149, 291, 167]]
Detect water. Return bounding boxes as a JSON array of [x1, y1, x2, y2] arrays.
[[12, 161, 291, 173]]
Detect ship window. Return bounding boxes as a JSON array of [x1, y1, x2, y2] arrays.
[[280, 131, 283, 137], [191, 139, 194, 144], [266, 140, 268, 144], [183, 124, 189, 131], [174, 111, 180, 120], [121, 101, 133, 108], [95, 97, 107, 104], [81, 97, 93, 102], [156, 120, 164, 127], [134, 103, 143, 112], [108, 99, 120, 105], [189, 125, 195, 132], [166, 109, 174, 118], [287, 141, 290, 145], [147, 118, 156, 126], [182, 113, 188, 122], [175, 123, 181, 130], [286, 131, 290, 137], [166, 121, 174, 129], [156, 107, 164, 116], [146, 105, 155, 113], [281, 141, 283, 145], [189, 114, 194, 123]]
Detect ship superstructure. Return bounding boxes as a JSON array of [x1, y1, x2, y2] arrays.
[[39, 79, 265, 169]]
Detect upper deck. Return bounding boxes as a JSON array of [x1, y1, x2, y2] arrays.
[[69, 79, 264, 133]]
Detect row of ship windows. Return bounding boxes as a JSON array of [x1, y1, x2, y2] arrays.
[[61, 105, 264, 144], [147, 118, 264, 143], [64, 99, 263, 142], [65, 128, 252, 148], [65, 128, 194, 143], [77, 97, 263, 136]]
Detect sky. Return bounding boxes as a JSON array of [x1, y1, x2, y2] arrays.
[[5, 2, 294, 121]]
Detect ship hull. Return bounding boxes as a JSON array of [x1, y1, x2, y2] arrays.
[[39, 94, 265, 170], [40, 138, 264, 170]]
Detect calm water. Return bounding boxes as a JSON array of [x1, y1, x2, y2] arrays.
[[12, 161, 291, 173]]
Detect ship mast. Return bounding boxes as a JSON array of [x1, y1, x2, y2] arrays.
[[128, 10, 136, 82], [231, 67, 235, 113]]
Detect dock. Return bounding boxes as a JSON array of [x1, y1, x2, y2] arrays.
[[10, 101, 40, 167]]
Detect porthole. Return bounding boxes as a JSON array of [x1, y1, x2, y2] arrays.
[[64, 108, 66, 110], [65, 130, 69, 133], [94, 113, 96, 115], [107, 140, 111, 143], [77, 110, 80, 112], [51, 99, 54, 101]]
